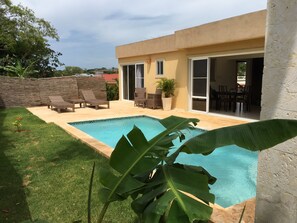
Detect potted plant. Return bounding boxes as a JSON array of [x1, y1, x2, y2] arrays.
[[157, 78, 176, 110]]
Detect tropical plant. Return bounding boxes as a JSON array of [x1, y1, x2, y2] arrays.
[[106, 79, 119, 101], [156, 78, 176, 98], [0, 60, 38, 78], [92, 116, 297, 223]]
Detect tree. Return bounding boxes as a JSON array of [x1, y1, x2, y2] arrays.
[[63, 66, 84, 76], [237, 61, 247, 77], [0, 60, 37, 78], [0, 0, 63, 77]]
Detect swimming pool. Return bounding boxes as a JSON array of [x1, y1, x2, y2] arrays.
[[70, 116, 258, 208]]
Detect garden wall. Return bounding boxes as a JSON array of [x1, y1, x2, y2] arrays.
[[76, 77, 107, 99], [0, 76, 106, 108], [38, 77, 78, 105]]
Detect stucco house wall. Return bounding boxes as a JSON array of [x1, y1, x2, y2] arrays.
[[116, 10, 266, 111], [256, 0, 297, 222], [118, 50, 189, 109]]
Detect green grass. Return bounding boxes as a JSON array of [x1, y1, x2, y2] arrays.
[[0, 108, 136, 223]]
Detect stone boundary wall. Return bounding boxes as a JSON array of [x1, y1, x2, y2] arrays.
[[0, 76, 106, 108], [38, 77, 78, 105], [76, 77, 106, 99]]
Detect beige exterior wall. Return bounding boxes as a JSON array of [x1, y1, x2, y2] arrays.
[[116, 35, 176, 59], [256, 0, 297, 222], [118, 50, 189, 110], [117, 10, 266, 111], [116, 11, 266, 59], [118, 39, 264, 111], [175, 10, 266, 49]]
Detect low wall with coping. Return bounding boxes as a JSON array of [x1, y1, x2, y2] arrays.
[[0, 76, 106, 108]]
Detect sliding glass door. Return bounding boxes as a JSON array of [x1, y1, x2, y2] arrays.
[[191, 58, 209, 112], [122, 64, 144, 100]]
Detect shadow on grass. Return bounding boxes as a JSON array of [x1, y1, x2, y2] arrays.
[[0, 108, 32, 222], [49, 140, 103, 163]]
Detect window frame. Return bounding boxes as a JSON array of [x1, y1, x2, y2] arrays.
[[156, 59, 165, 77]]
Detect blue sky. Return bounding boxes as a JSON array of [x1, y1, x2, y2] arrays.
[[12, 0, 267, 69]]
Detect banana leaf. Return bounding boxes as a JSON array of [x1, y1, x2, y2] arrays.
[[98, 117, 297, 223], [181, 119, 297, 155], [131, 164, 215, 223], [98, 116, 198, 221]]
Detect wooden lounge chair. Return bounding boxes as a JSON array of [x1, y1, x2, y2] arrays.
[[146, 89, 162, 109], [48, 96, 75, 113], [81, 90, 110, 109], [134, 88, 146, 108]]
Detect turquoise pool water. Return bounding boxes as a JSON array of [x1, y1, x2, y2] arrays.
[[70, 116, 258, 208]]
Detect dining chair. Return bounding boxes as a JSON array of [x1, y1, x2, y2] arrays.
[[236, 86, 251, 112], [218, 85, 229, 111]]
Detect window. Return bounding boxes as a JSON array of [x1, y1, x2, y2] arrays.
[[236, 61, 247, 90], [135, 64, 144, 88], [156, 60, 164, 76]]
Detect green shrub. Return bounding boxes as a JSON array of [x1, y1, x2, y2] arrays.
[[106, 80, 119, 101]]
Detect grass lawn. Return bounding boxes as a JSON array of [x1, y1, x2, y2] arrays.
[[0, 108, 136, 223]]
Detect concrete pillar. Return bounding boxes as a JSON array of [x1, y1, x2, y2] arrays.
[[256, 0, 297, 222]]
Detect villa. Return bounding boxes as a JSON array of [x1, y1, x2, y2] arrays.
[[115, 5, 297, 221], [0, 1, 296, 222], [116, 10, 266, 119]]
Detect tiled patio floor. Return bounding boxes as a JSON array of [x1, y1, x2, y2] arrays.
[[28, 100, 251, 158], [29, 100, 250, 127], [27, 100, 256, 223]]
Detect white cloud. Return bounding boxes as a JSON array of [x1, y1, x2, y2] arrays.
[[11, 0, 267, 68]]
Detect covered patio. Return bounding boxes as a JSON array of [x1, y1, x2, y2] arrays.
[[208, 52, 264, 119]]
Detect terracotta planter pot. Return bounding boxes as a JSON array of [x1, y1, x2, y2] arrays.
[[162, 97, 172, 111]]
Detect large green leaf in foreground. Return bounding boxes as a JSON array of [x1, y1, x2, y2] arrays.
[[98, 117, 297, 223], [98, 116, 198, 221], [181, 119, 297, 155], [131, 164, 215, 222]]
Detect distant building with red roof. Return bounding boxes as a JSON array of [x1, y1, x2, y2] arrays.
[[96, 74, 118, 84]]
